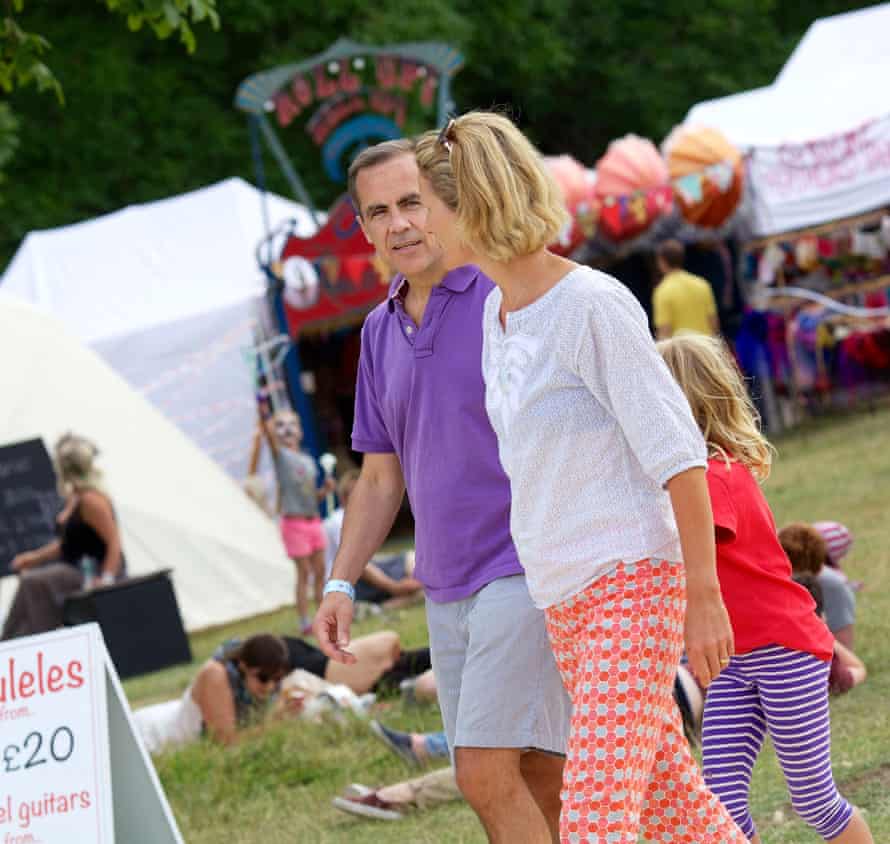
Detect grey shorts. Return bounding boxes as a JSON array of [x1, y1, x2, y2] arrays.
[[426, 575, 571, 756]]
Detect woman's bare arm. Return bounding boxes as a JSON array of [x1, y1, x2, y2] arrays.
[[191, 661, 239, 745], [79, 490, 123, 581]]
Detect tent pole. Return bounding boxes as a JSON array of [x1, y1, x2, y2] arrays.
[[248, 116, 272, 238], [268, 289, 321, 459], [256, 114, 322, 227]]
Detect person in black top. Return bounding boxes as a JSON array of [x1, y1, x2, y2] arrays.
[[2, 433, 126, 639]]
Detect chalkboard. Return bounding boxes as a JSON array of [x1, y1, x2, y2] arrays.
[[0, 438, 63, 577]]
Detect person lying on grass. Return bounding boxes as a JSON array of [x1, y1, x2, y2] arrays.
[[791, 572, 867, 696], [134, 631, 431, 752]]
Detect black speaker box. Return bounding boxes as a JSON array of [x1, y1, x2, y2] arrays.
[[63, 570, 192, 679]]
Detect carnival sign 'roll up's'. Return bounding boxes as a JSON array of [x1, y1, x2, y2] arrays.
[[235, 38, 463, 189], [236, 40, 464, 338]]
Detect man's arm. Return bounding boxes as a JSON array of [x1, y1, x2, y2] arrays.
[[652, 285, 672, 340], [313, 452, 405, 662], [832, 639, 866, 690], [833, 624, 854, 649], [706, 283, 720, 336], [362, 561, 421, 596]]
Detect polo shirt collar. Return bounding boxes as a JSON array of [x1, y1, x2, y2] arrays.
[[439, 264, 480, 293], [387, 276, 410, 312], [386, 265, 480, 312]]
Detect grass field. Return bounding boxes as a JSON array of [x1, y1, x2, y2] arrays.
[[124, 404, 890, 843]]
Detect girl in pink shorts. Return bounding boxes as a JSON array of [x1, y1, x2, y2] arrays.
[[264, 410, 333, 633]]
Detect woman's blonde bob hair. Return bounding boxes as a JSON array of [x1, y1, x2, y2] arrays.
[[414, 111, 568, 263], [53, 432, 106, 496], [657, 334, 774, 481]]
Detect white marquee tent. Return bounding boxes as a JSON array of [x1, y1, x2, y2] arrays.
[[686, 3, 890, 236], [0, 296, 295, 631], [0, 177, 318, 479]]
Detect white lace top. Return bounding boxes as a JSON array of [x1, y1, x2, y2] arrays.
[[481, 266, 706, 608]]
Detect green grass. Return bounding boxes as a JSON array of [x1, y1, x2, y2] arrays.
[[124, 404, 890, 843]]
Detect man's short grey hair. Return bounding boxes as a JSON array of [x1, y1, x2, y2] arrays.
[[347, 138, 416, 215]]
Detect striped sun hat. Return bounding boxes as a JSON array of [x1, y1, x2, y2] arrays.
[[812, 521, 853, 566]]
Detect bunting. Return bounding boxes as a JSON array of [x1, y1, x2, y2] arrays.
[[590, 159, 739, 243], [597, 185, 674, 241], [674, 173, 704, 204]]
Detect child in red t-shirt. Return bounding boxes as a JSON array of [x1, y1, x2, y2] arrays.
[[659, 335, 873, 844]]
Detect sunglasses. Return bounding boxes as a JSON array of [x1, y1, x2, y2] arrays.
[[437, 118, 456, 152], [250, 669, 284, 686]]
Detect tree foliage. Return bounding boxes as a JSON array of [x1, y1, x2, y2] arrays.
[[0, 0, 870, 267]]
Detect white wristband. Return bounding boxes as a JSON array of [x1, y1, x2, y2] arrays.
[[323, 579, 355, 602]]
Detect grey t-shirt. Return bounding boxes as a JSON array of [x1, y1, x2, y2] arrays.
[[818, 566, 856, 633], [273, 448, 319, 517]]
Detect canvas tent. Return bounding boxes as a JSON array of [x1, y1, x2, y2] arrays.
[[686, 3, 890, 236], [0, 177, 318, 479], [0, 296, 295, 631]]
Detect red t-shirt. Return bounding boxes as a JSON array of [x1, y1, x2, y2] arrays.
[[706, 458, 834, 661]]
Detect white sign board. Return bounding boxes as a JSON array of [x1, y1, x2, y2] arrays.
[[0, 624, 182, 844]]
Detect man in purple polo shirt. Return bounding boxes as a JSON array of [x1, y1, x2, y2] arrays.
[[313, 139, 570, 843]]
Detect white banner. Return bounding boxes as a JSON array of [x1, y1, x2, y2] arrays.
[[748, 114, 890, 235]]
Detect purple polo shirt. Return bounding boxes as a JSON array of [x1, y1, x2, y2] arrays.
[[352, 265, 523, 603]]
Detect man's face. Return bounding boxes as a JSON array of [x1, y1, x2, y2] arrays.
[[417, 175, 462, 272], [355, 154, 444, 279]]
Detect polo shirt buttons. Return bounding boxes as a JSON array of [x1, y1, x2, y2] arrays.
[[405, 325, 414, 335]]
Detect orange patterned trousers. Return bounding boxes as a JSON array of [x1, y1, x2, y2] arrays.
[[544, 558, 747, 843]]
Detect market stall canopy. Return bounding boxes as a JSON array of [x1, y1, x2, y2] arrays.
[[0, 296, 295, 632], [684, 3, 890, 236], [0, 178, 317, 479]]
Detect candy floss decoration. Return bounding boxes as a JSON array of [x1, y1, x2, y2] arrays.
[[594, 135, 671, 241], [544, 155, 599, 255], [663, 124, 744, 228]]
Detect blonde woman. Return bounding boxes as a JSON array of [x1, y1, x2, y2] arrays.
[[3, 433, 125, 640], [413, 112, 746, 843], [659, 335, 873, 844]]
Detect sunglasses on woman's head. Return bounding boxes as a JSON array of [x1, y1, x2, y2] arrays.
[[437, 118, 455, 152]]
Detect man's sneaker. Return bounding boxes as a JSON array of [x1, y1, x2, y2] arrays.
[[369, 720, 422, 767], [332, 791, 403, 821], [342, 783, 374, 799]]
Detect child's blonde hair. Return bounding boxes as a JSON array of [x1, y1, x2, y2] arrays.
[[657, 334, 774, 481], [414, 111, 568, 262]]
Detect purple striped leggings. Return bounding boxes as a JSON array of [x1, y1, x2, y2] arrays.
[[702, 645, 853, 840]]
